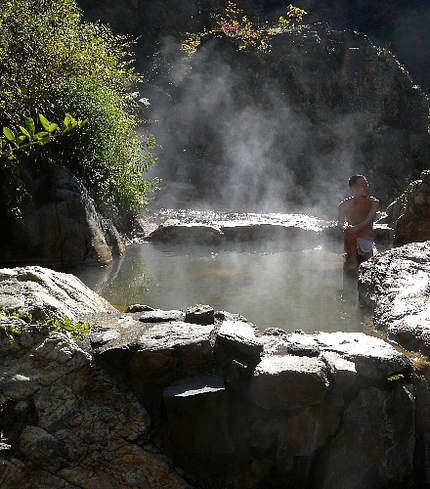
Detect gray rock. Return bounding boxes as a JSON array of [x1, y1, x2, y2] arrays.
[[320, 384, 415, 489], [0, 326, 191, 489], [2, 164, 119, 266], [125, 304, 156, 313], [358, 241, 430, 353], [262, 330, 411, 381], [89, 327, 120, 348], [139, 309, 186, 323], [163, 375, 235, 455], [0, 266, 116, 321], [215, 320, 263, 361], [250, 355, 330, 411], [98, 321, 214, 382], [388, 170, 430, 245], [148, 222, 223, 243], [219, 223, 321, 249], [315, 331, 413, 380], [185, 304, 214, 324]]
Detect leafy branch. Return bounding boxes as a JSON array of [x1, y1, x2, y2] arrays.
[[181, 2, 307, 54], [46, 315, 96, 340], [1, 113, 87, 159], [0, 308, 96, 342]]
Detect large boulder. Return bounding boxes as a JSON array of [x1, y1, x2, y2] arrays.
[[359, 241, 430, 487], [358, 240, 430, 354], [1, 164, 123, 267], [0, 266, 116, 321], [0, 325, 191, 489], [387, 170, 430, 245]]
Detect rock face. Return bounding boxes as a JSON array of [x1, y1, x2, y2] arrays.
[[147, 25, 429, 210], [359, 240, 430, 356], [0, 327, 191, 489], [0, 164, 123, 267], [387, 170, 430, 245], [0, 266, 426, 488], [358, 240, 430, 486]]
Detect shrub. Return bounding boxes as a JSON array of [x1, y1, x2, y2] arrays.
[[0, 0, 157, 224], [181, 2, 307, 54]]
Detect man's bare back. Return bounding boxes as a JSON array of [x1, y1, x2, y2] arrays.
[[337, 175, 379, 269]]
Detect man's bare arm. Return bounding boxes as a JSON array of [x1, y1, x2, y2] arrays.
[[352, 198, 379, 232], [337, 201, 347, 230]]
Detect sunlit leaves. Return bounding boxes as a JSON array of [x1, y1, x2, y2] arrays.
[[181, 2, 307, 54], [0, 0, 157, 224], [0, 113, 86, 159], [3, 127, 15, 142]]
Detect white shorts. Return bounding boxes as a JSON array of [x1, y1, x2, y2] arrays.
[[357, 238, 374, 256]]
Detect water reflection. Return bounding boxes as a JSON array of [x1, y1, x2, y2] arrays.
[[73, 242, 362, 333]]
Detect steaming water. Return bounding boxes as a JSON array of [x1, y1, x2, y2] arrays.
[[74, 241, 363, 333]]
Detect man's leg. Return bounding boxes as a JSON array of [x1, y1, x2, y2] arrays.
[[344, 234, 359, 269]]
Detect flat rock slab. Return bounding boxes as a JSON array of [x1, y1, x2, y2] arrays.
[[314, 331, 413, 380], [262, 330, 412, 381], [139, 309, 186, 322], [98, 321, 214, 379], [219, 222, 321, 245], [146, 212, 331, 248], [147, 223, 224, 243]]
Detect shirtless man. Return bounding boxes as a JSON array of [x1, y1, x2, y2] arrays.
[[337, 175, 379, 270]]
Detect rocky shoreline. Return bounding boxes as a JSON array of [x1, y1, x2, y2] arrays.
[[1, 239, 430, 488]]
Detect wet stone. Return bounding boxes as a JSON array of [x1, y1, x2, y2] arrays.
[[215, 320, 263, 361], [185, 304, 215, 324], [125, 304, 155, 313], [139, 309, 186, 323]]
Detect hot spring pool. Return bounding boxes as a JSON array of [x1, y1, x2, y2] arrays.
[[73, 241, 363, 333]]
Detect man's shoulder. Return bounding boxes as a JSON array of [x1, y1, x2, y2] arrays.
[[338, 196, 354, 207]]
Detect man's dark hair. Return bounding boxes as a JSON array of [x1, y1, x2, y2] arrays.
[[349, 174, 367, 189]]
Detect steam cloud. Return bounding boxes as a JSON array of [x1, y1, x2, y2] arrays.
[[142, 30, 425, 218]]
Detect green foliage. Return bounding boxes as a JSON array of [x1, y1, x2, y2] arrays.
[[0, 308, 33, 342], [387, 373, 405, 383], [181, 2, 307, 54], [0, 0, 158, 223], [0, 308, 33, 323], [0, 308, 96, 341], [52, 76, 159, 222], [1, 113, 86, 159], [46, 316, 96, 340], [0, 113, 86, 212], [0, 0, 136, 124]]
